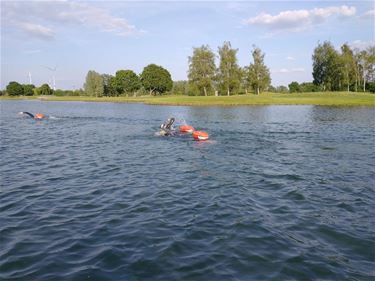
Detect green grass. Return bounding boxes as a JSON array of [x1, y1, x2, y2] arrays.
[[1, 92, 374, 106], [144, 92, 375, 106]]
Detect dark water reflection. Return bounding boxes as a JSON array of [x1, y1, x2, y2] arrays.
[[1, 101, 374, 280]]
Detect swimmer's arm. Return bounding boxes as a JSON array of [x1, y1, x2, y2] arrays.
[[19, 112, 34, 118]]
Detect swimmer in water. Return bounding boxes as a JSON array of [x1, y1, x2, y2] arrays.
[[19, 112, 47, 120], [159, 117, 176, 136]]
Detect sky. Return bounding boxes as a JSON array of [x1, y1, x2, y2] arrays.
[[1, 0, 374, 90]]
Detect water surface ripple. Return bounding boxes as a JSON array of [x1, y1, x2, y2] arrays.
[[1, 101, 374, 280]]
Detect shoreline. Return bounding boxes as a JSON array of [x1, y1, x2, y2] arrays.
[[1, 92, 374, 106]]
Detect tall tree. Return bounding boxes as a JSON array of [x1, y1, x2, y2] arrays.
[[140, 64, 173, 95], [340, 44, 356, 92], [84, 70, 104, 97], [188, 45, 216, 96], [367, 46, 375, 84], [6, 81, 24, 96], [247, 46, 271, 95], [217, 41, 241, 96], [114, 70, 141, 96], [356, 46, 375, 92], [102, 74, 117, 97], [312, 41, 340, 91]]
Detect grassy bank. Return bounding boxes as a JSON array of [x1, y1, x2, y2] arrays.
[[1, 92, 374, 106]]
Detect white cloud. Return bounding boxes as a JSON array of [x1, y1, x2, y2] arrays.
[[17, 22, 55, 40], [291, 68, 305, 73], [350, 40, 375, 50], [286, 56, 296, 61], [362, 9, 375, 18], [54, 2, 137, 36], [1, 1, 138, 40], [23, 49, 42, 55], [244, 5, 356, 32], [273, 68, 305, 74]]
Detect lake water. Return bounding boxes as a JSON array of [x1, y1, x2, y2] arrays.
[[1, 100, 374, 281]]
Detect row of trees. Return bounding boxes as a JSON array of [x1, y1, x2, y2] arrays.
[[83, 64, 173, 97], [4, 82, 54, 96], [312, 42, 375, 92], [3, 41, 374, 96], [1, 81, 84, 96], [288, 82, 321, 93], [187, 42, 270, 96]]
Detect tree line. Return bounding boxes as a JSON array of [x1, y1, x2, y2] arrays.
[[83, 64, 173, 97], [2, 40, 374, 96], [186, 42, 270, 96], [2, 82, 72, 97], [311, 41, 374, 92], [85, 42, 271, 97]]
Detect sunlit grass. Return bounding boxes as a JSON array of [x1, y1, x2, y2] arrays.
[[144, 92, 375, 106], [1, 92, 374, 106]]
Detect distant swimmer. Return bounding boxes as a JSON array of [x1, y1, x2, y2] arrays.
[[158, 117, 176, 136], [19, 112, 47, 120]]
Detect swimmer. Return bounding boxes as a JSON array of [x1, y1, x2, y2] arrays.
[[158, 117, 176, 136], [19, 112, 47, 120]]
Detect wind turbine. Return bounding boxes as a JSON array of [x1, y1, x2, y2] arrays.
[[42, 64, 57, 90], [28, 71, 32, 84]]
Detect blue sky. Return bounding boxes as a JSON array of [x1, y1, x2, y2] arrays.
[[1, 0, 374, 90]]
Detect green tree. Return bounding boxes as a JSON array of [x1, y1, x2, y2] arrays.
[[188, 45, 216, 96], [37, 84, 53, 95], [173, 81, 188, 95], [247, 46, 271, 95], [312, 41, 340, 91], [268, 85, 277, 92], [367, 82, 375, 93], [288, 81, 300, 93], [84, 70, 104, 97], [356, 46, 375, 92], [367, 46, 375, 86], [6, 81, 24, 96], [114, 70, 141, 96], [217, 41, 241, 96], [340, 44, 356, 92], [102, 74, 117, 97], [299, 82, 320, 92], [73, 89, 84, 96], [240, 67, 251, 94], [276, 85, 288, 93], [140, 64, 173, 95], [22, 84, 35, 96]]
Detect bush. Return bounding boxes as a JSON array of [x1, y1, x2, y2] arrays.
[[6, 81, 24, 96], [268, 85, 277, 92], [36, 84, 53, 95], [300, 82, 321, 92], [23, 84, 35, 96], [367, 82, 375, 93], [288, 81, 300, 93], [276, 86, 288, 93], [172, 81, 188, 95]]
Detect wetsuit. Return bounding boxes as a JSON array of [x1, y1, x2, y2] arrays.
[[20, 112, 35, 118], [160, 118, 175, 136]]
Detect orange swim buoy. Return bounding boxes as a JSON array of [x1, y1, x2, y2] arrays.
[[179, 125, 195, 133], [192, 131, 209, 141], [34, 113, 45, 119]]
